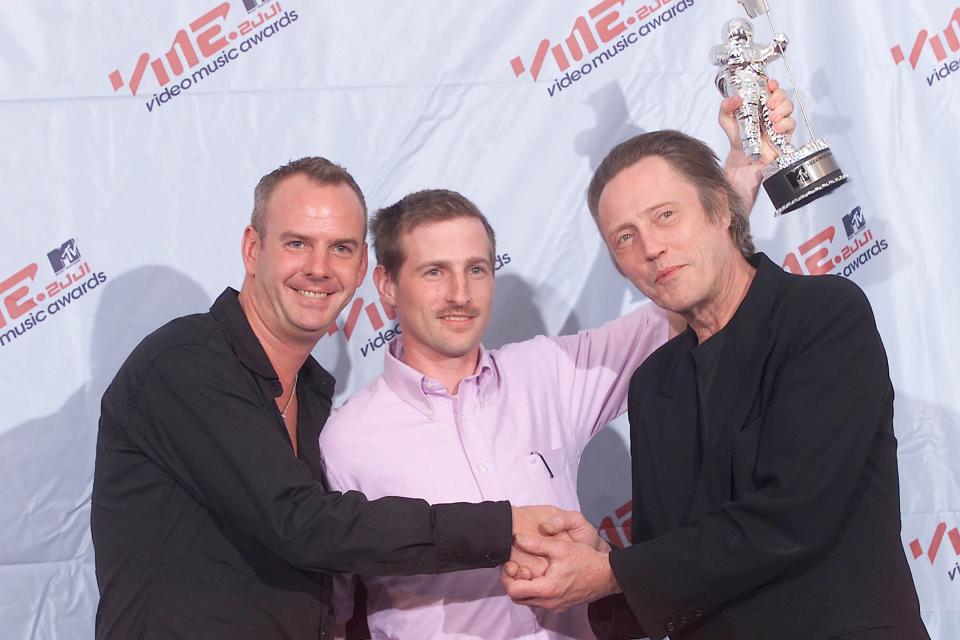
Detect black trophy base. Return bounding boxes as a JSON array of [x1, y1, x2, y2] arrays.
[[763, 145, 848, 216]]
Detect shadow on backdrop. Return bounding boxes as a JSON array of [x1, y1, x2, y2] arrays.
[[566, 81, 649, 335], [484, 274, 549, 350], [0, 266, 210, 640]]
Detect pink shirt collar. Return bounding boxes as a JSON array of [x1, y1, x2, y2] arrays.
[[381, 335, 497, 417]]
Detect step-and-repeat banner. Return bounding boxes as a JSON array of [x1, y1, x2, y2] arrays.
[[2, 1, 958, 637]]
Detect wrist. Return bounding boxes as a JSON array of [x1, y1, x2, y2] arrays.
[[603, 551, 623, 596]]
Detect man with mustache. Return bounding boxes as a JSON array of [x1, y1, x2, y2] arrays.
[[502, 130, 929, 640], [319, 89, 795, 639]]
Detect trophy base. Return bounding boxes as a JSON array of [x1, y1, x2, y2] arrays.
[[762, 141, 848, 216]]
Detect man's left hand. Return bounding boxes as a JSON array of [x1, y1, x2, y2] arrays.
[[501, 534, 621, 612], [721, 78, 796, 207]]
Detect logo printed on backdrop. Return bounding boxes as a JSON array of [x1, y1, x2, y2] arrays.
[[0, 240, 109, 348], [598, 498, 633, 549], [241, 0, 272, 12], [890, 6, 960, 88], [47, 240, 82, 275], [908, 522, 960, 582], [323, 253, 513, 358], [107, 1, 300, 112], [509, 0, 698, 98], [781, 206, 890, 279]]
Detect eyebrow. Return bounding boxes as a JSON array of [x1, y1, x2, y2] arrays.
[[642, 200, 676, 214], [328, 238, 360, 248], [277, 232, 360, 248], [412, 256, 492, 271]]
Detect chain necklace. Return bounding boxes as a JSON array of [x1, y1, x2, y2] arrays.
[[279, 372, 299, 419]]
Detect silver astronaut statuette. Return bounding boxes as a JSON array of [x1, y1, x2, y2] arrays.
[[711, 0, 847, 216]]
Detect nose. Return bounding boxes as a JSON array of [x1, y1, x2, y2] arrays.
[[303, 246, 330, 279], [445, 272, 471, 306], [636, 227, 666, 262]]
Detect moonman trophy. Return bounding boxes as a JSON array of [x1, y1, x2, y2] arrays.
[[710, 0, 847, 216]]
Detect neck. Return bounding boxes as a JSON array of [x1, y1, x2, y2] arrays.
[[401, 341, 481, 396], [687, 256, 756, 344], [237, 287, 312, 383]]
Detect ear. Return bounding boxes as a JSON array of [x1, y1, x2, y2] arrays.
[[240, 225, 261, 277], [373, 264, 397, 308]]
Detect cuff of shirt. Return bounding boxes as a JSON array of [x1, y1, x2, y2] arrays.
[[432, 500, 512, 573]]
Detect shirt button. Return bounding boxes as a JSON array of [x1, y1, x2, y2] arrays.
[[694, 609, 704, 618], [479, 464, 488, 474], [665, 622, 676, 633]]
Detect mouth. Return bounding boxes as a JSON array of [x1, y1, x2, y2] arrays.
[[437, 309, 479, 323], [296, 288, 333, 300], [655, 265, 684, 283]]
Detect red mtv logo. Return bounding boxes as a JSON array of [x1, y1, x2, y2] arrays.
[[108, 3, 230, 96], [909, 523, 960, 563], [510, 0, 627, 81], [891, 6, 960, 69], [324, 297, 395, 341], [0, 264, 39, 329], [598, 499, 633, 549]]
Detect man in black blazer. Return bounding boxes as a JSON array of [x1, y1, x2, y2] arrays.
[[503, 130, 928, 639]]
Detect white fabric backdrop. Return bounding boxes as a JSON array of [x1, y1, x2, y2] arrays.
[[1, 1, 957, 637]]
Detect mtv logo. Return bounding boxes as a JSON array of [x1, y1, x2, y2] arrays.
[[241, 0, 271, 13], [47, 239, 81, 274], [842, 206, 866, 239]]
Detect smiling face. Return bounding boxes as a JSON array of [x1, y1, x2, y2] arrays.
[[597, 155, 743, 322], [240, 173, 368, 349], [374, 216, 494, 369]]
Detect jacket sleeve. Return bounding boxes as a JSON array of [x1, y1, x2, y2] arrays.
[[125, 345, 511, 576], [610, 278, 893, 638]]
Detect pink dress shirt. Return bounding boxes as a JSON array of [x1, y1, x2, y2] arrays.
[[319, 304, 669, 639]]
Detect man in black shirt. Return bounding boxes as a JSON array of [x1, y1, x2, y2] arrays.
[[92, 158, 553, 640]]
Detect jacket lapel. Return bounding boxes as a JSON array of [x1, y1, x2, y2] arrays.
[[636, 329, 701, 531]]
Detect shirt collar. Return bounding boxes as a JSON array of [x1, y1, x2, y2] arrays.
[[382, 335, 496, 416], [209, 287, 335, 400]]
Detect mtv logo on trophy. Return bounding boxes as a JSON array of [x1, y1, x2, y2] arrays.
[[711, 0, 848, 216]]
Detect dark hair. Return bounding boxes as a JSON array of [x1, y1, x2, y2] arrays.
[[587, 130, 754, 256], [371, 189, 496, 277], [251, 157, 366, 237]]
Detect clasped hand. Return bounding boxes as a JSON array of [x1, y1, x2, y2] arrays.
[[504, 506, 620, 612]]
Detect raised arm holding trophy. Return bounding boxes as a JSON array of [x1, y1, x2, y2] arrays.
[[713, 0, 848, 215]]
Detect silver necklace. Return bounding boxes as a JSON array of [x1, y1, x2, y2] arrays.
[[279, 372, 299, 419]]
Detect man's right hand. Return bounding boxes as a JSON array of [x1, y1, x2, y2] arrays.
[[506, 506, 602, 580]]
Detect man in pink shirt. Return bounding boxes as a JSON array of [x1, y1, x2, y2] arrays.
[[319, 91, 794, 639]]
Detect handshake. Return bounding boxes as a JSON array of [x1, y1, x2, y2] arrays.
[[503, 506, 622, 612]]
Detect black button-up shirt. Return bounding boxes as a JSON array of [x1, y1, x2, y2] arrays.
[[92, 288, 511, 640]]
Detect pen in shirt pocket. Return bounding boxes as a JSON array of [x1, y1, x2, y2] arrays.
[[531, 451, 554, 478]]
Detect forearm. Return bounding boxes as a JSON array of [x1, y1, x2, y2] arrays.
[[724, 149, 764, 211]]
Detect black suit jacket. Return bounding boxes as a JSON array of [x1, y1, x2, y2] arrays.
[[605, 254, 928, 640]]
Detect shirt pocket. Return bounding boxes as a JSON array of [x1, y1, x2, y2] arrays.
[[520, 447, 576, 508]]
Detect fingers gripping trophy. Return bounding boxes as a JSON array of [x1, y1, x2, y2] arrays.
[[711, 0, 848, 215]]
